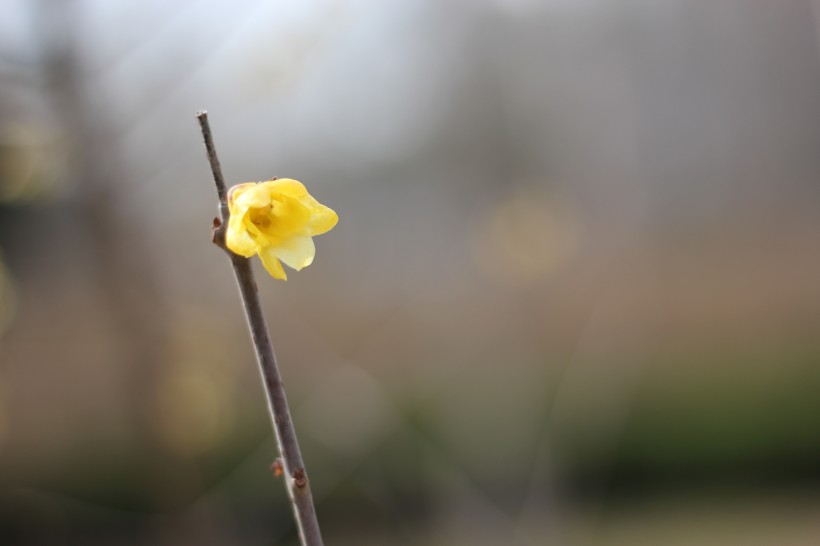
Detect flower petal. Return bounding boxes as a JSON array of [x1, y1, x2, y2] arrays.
[[259, 179, 336, 235], [306, 203, 338, 236], [226, 210, 258, 257], [259, 246, 287, 280], [268, 194, 312, 237], [273, 235, 315, 271], [228, 182, 256, 203], [233, 183, 272, 209], [264, 178, 308, 198], [226, 183, 268, 255]]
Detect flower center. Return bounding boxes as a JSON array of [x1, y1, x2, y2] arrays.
[[250, 205, 273, 229]]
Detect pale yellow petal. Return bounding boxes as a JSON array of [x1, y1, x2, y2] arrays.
[[268, 194, 312, 237], [273, 235, 315, 271], [306, 203, 338, 236], [227, 183, 269, 251], [288, 187, 337, 236], [227, 186, 251, 221], [233, 183, 271, 209], [227, 183, 257, 216], [261, 179, 337, 234], [228, 183, 254, 201], [264, 178, 308, 198], [226, 211, 258, 257], [226, 228, 257, 257], [259, 246, 287, 280]]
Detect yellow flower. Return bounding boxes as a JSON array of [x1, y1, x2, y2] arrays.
[[225, 178, 338, 280]]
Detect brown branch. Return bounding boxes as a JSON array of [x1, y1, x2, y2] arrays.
[[196, 111, 324, 546]]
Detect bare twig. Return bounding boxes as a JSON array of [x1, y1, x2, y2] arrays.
[[196, 111, 324, 546]]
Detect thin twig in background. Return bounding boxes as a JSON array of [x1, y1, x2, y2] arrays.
[[197, 111, 324, 546]]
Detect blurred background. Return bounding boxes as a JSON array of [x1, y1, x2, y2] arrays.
[[1, 0, 820, 544]]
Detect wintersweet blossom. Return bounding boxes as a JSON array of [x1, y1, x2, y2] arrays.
[[225, 178, 338, 280]]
